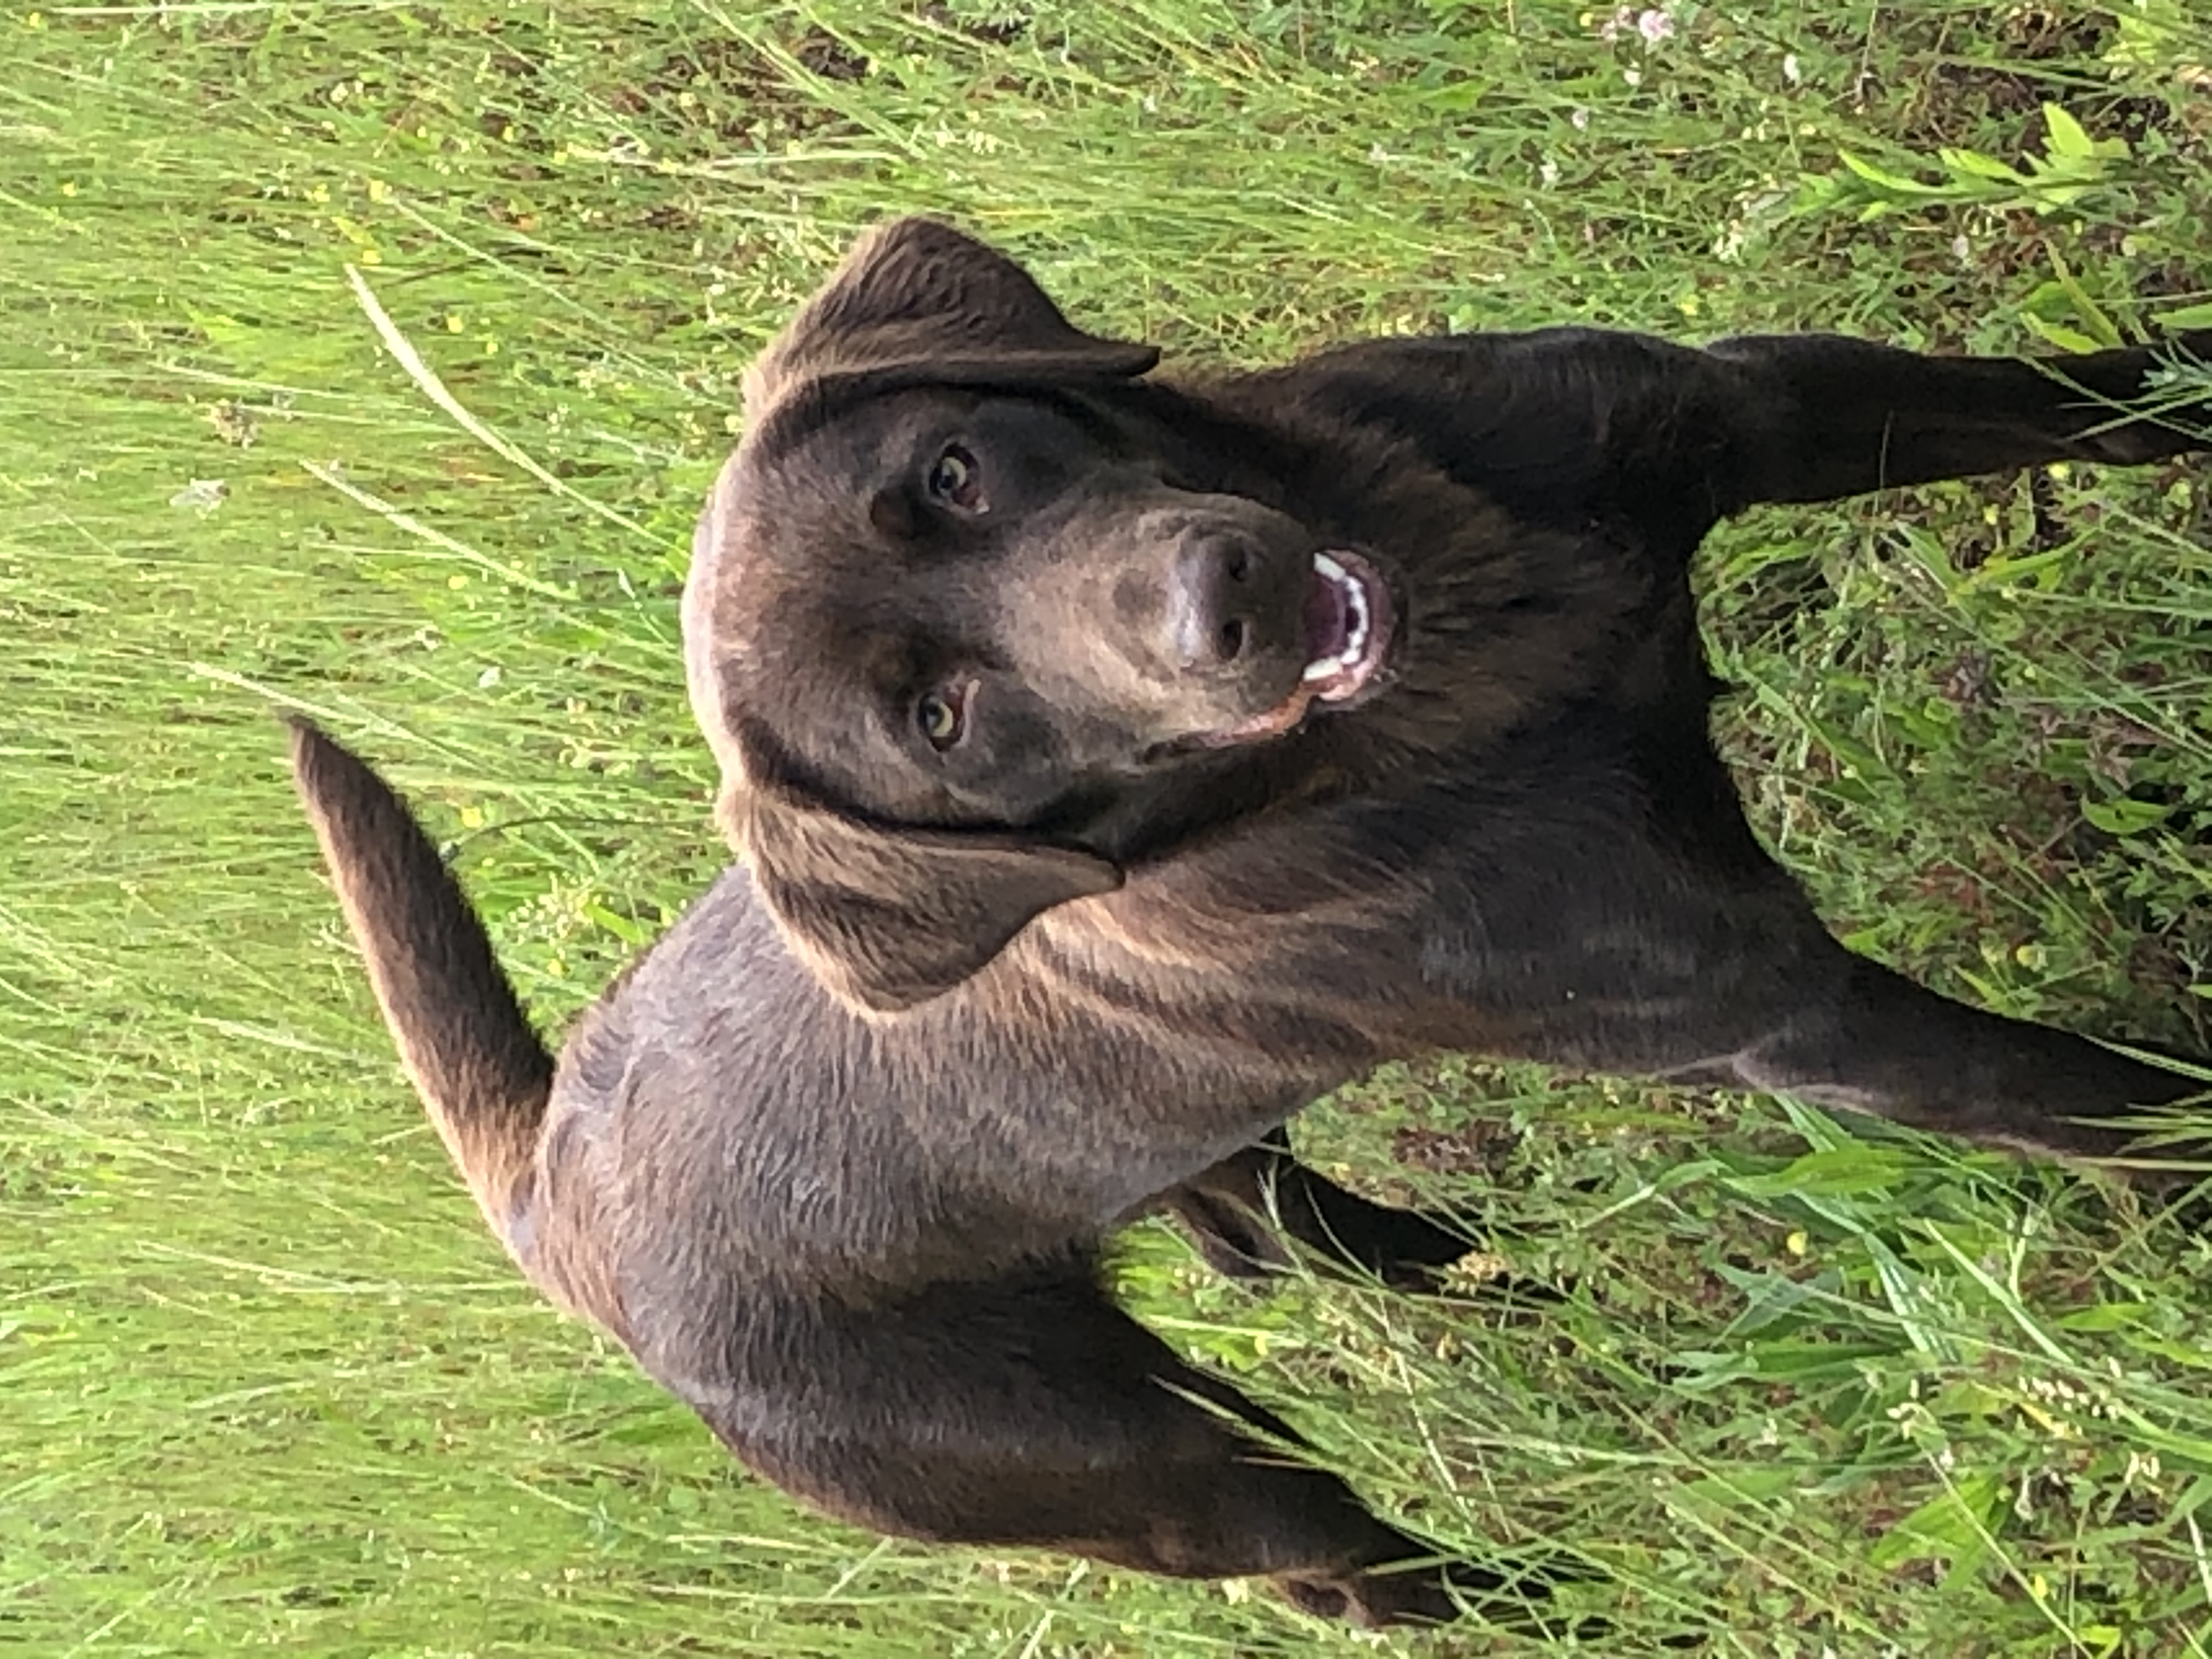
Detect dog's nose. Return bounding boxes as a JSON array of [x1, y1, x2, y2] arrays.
[[1165, 536, 1259, 672]]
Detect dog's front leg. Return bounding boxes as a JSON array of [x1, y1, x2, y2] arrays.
[[1705, 329, 2211, 509], [1712, 948, 2205, 1167]]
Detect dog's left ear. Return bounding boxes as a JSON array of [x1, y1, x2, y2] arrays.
[[731, 787, 1123, 1015], [744, 217, 1159, 416]]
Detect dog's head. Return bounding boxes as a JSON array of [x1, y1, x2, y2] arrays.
[[688, 219, 1414, 1013]]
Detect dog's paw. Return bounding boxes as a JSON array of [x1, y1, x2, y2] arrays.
[[1321, 1556, 1711, 1646], [1344, 1210, 1573, 1313], [1279, 1551, 1604, 1635], [1346, 1206, 1482, 1291]]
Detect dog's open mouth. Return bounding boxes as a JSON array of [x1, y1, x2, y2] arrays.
[[1300, 550, 1390, 703], [1195, 549, 1397, 748]]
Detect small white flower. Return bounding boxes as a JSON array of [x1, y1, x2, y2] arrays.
[[170, 478, 228, 512], [1638, 8, 1673, 43], [1570, 105, 1592, 129], [1783, 52, 1802, 83], [1539, 159, 1561, 187]]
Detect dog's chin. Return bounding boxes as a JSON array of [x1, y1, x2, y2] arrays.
[[1183, 548, 1400, 751]]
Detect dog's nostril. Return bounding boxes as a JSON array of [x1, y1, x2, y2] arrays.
[[1216, 618, 1248, 662], [1224, 549, 1250, 583]]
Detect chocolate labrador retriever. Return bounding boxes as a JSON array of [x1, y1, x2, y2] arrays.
[[290, 217, 2211, 1629]]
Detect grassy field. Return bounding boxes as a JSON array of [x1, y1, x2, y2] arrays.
[[5, 3, 2212, 1655]]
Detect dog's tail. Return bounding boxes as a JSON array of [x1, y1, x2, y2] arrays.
[[287, 718, 552, 1251]]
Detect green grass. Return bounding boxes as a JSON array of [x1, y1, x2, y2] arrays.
[[4, 3, 2211, 1655]]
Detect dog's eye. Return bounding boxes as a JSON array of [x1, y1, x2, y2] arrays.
[[916, 685, 968, 751], [927, 445, 986, 513]]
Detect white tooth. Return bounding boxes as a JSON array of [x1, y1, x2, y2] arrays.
[[1306, 553, 1376, 684]]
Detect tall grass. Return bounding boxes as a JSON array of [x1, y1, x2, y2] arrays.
[[4, 4, 2210, 1655]]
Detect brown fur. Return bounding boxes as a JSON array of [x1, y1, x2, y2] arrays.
[[291, 218, 2211, 1630]]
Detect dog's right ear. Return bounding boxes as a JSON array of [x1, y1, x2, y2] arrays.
[[730, 785, 1122, 1016], [743, 217, 1159, 417]]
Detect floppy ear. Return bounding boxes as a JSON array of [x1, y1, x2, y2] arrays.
[[734, 788, 1123, 1015], [744, 216, 1159, 417]]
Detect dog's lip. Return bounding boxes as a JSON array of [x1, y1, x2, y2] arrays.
[[1187, 549, 1397, 748]]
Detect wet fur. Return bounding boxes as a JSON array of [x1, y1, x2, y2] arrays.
[[291, 218, 2211, 1628]]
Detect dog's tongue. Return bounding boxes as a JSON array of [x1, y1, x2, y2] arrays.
[[1305, 562, 1351, 663]]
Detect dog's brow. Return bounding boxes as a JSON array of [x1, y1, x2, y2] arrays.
[[747, 377, 1123, 473], [745, 376, 891, 469], [995, 387, 1122, 446]]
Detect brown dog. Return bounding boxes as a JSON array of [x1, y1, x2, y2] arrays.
[[290, 217, 2211, 1629]]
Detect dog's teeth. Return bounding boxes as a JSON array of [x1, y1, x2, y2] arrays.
[[1304, 551, 1381, 685], [1309, 551, 1372, 674]]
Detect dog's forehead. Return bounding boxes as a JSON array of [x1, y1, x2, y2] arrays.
[[712, 417, 961, 642], [742, 385, 963, 523], [691, 395, 940, 654], [696, 378, 1092, 684], [686, 409, 958, 808]]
